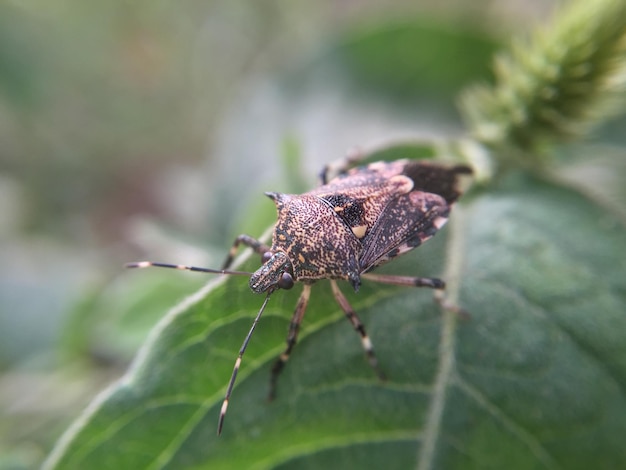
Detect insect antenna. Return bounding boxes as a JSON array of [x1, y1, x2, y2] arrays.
[[125, 261, 252, 276], [218, 292, 273, 435], [127, 260, 270, 435]]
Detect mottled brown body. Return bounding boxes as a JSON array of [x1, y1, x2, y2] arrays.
[[128, 158, 471, 435], [251, 159, 471, 293]]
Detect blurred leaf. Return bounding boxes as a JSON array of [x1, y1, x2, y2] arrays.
[[61, 272, 206, 364], [44, 173, 626, 469], [0, 4, 44, 108], [545, 145, 626, 226], [361, 141, 438, 163], [279, 134, 309, 194], [334, 20, 498, 104]]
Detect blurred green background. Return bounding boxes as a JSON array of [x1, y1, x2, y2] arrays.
[[0, 1, 560, 467]]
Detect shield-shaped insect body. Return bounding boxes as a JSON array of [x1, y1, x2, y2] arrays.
[[127, 158, 472, 434]]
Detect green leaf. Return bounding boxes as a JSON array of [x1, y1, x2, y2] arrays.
[[545, 145, 626, 226], [44, 174, 626, 469], [60, 270, 207, 363], [334, 19, 497, 103]]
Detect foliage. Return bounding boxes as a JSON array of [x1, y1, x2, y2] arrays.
[[460, 0, 626, 157], [39, 0, 626, 469]]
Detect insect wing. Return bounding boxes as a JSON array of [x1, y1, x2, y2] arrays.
[[359, 190, 450, 271], [358, 161, 471, 271], [401, 160, 472, 204]]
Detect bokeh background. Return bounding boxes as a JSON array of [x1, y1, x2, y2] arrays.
[[0, 1, 564, 467]]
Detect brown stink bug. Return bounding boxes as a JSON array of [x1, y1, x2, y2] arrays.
[[127, 157, 472, 434]]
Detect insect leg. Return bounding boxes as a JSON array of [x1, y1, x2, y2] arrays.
[[330, 280, 386, 381], [268, 283, 312, 401], [361, 273, 445, 289], [362, 273, 469, 318], [221, 234, 271, 269], [218, 292, 273, 436], [318, 148, 364, 185]]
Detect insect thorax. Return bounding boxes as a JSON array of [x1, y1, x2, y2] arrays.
[[267, 192, 362, 289]]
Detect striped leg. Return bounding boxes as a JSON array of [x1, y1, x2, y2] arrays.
[[221, 234, 271, 269], [268, 283, 312, 401], [330, 280, 386, 381], [318, 148, 364, 185], [362, 273, 468, 318], [361, 273, 445, 289]]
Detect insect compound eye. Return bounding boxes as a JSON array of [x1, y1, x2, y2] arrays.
[[277, 272, 294, 290], [261, 251, 272, 264]]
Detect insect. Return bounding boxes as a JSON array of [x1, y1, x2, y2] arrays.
[[127, 157, 471, 435]]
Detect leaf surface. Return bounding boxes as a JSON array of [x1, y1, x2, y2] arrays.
[[45, 175, 626, 470]]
